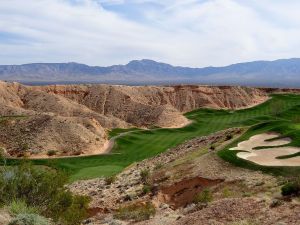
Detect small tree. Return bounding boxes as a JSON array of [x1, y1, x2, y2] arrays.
[[0, 162, 90, 225], [281, 179, 300, 196]]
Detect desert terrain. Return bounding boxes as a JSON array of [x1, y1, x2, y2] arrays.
[[0, 81, 267, 157], [1, 81, 300, 225], [3, 1, 300, 224]]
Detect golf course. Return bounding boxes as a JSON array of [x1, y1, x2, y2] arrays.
[[6, 94, 300, 181]]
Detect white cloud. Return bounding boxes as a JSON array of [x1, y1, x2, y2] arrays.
[[0, 0, 300, 66]]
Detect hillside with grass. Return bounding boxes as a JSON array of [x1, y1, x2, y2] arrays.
[[4, 94, 299, 182]]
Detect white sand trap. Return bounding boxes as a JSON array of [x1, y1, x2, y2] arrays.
[[230, 133, 300, 166]]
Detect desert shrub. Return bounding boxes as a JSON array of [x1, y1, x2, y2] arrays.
[[281, 180, 300, 196], [193, 188, 213, 204], [209, 145, 216, 150], [225, 134, 233, 141], [114, 202, 155, 222], [140, 169, 150, 183], [142, 185, 151, 195], [46, 150, 56, 156], [55, 194, 90, 225], [0, 163, 90, 225], [269, 199, 283, 208], [123, 194, 132, 202], [105, 176, 116, 185], [19, 143, 29, 152], [242, 192, 252, 197], [154, 163, 163, 170], [222, 187, 233, 198], [8, 200, 39, 216], [8, 213, 51, 225]]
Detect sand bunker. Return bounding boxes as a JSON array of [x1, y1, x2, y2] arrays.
[[230, 133, 300, 166]]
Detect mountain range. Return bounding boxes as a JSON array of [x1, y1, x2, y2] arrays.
[[1, 58, 300, 87]]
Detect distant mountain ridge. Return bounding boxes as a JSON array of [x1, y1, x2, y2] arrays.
[[1, 58, 300, 87]]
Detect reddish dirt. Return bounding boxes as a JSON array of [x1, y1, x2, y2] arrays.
[[87, 207, 110, 217], [155, 176, 223, 209]]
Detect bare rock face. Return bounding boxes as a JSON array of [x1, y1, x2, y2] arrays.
[[0, 81, 268, 157], [37, 84, 267, 126], [0, 114, 107, 157]]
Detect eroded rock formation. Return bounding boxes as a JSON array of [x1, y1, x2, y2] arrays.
[[0, 81, 268, 157]]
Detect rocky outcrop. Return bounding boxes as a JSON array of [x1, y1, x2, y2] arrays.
[[72, 128, 284, 225], [170, 198, 300, 225], [69, 128, 243, 210], [0, 114, 107, 157], [38, 84, 268, 112]]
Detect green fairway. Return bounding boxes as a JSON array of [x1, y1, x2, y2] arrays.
[[5, 94, 300, 181], [108, 127, 143, 138]]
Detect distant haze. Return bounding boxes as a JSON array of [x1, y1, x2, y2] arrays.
[[1, 58, 300, 87]]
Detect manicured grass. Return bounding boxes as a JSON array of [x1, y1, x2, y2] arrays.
[[5, 94, 300, 181], [108, 127, 142, 138]]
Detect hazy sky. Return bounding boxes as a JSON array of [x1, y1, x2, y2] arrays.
[[1, 0, 300, 66]]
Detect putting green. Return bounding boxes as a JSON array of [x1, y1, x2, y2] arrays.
[[5, 94, 300, 181]]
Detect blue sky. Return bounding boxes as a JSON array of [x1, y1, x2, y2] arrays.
[[1, 0, 300, 66]]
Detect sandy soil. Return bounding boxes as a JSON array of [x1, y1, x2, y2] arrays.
[[230, 133, 300, 166]]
